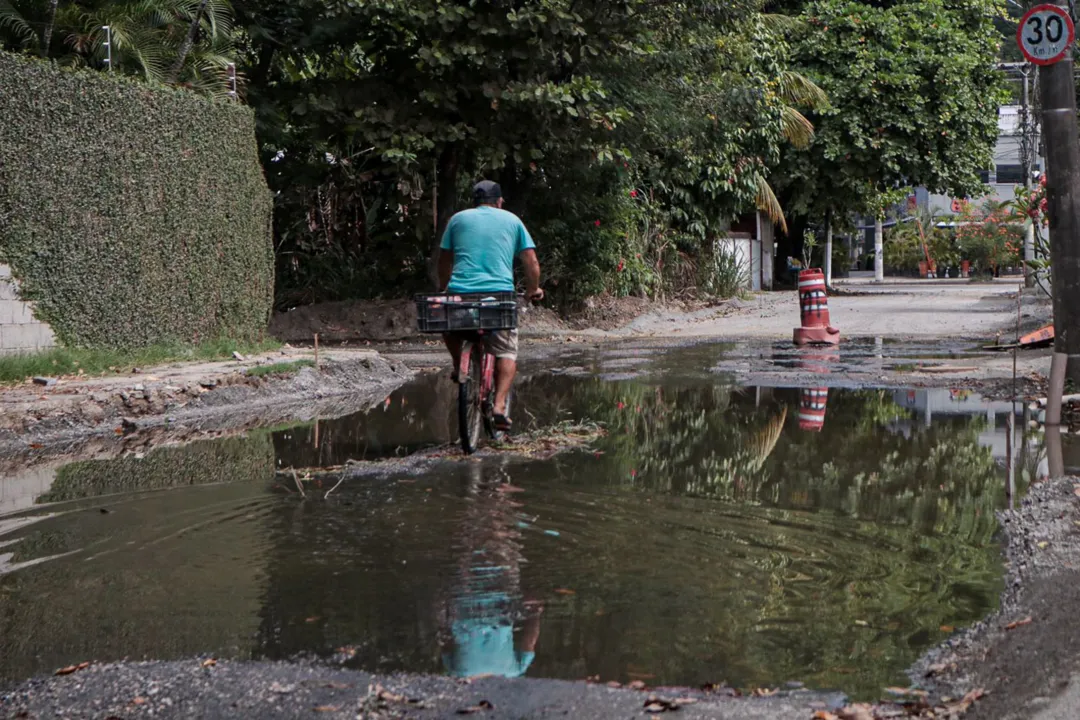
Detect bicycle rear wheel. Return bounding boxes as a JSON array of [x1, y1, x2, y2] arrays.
[[458, 343, 483, 454]]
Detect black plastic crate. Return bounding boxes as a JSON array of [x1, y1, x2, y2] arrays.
[[415, 292, 518, 333]]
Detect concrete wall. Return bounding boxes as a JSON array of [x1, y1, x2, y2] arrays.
[[0, 465, 58, 517], [0, 264, 56, 355], [716, 232, 755, 291]]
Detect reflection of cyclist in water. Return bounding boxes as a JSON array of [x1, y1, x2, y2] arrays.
[[438, 462, 542, 678]]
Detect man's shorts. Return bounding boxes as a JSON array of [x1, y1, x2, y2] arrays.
[[445, 330, 518, 361], [485, 330, 518, 361]]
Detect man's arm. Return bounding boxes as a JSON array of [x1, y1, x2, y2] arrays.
[[438, 249, 453, 291], [519, 249, 543, 301]]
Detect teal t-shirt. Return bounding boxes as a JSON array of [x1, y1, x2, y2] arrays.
[[440, 206, 536, 293]]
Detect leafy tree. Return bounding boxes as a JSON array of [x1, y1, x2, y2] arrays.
[[239, 0, 805, 306], [766, 0, 1007, 256]]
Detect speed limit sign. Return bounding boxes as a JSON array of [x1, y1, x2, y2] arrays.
[[1017, 4, 1075, 66]]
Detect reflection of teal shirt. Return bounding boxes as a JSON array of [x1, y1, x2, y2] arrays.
[[442, 585, 534, 678], [440, 207, 536, 293]]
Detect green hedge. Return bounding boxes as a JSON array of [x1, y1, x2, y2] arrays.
[[0, 52, 273, 348]]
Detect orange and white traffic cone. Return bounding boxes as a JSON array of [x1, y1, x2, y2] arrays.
[[793, 269, 840, 346]]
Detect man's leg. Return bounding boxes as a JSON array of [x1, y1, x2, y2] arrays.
[[493, 357, 516, 416], [443, 333, 462, 379], [490, 330, 519, 419]]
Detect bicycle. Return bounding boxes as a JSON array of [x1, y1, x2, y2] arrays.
[[414, 291, 521, 454]]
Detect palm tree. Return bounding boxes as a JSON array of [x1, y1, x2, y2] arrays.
[[753, 15, 830, 233], [1, 0, 238, 96]]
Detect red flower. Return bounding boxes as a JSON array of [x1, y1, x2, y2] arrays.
[[630, 189, 638, 198], [617, 259, 625, 272], [594, 219, 601, 227], [1040, 198, 1048, 212], [1041, 174, 1048, 187]]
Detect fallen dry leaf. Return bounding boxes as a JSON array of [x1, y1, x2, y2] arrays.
[[628, 680, 647, 690], [201, 658, 217, 668], [884, 686, 929, 698], [925, 662, 952, 677], [1005, 616, 1033, 630], [627, 671, 656, 680], [607, 681, 622, 688], [837, 704, 875, 720], [305, 616, 321, 623], [961, 688, 986, 703], [131, 697, 147, 706], [939, 625, 954, 633], [1038, 541, 1050, 549], [643, 697, 682, 714], [812, 712, 840, 720], [324, 682, 350, 690], [314, 705, 340, 713], [554, 588, 576, 595], [54, 661, 90, 676], [456, 699, 494, 714], [752, 687, 778, 697]]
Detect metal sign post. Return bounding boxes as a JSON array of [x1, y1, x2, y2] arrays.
[[1019, 2, 1080, 392], [101, 25, 112, 71]]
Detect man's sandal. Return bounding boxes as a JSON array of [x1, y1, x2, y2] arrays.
[[493, 414, 512, 432]]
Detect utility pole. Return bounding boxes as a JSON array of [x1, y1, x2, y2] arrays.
[[824, 209, 833, 287], [1020, 65, 1037, 288], [1035, 0, 1080, 385], [873, 216, 883, 282]]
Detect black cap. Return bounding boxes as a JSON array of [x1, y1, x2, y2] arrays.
[[472, 180, 502, 205]]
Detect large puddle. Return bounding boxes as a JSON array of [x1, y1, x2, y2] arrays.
[[0, 346, 1039, 698]]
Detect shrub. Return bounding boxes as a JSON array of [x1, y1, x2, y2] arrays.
[[0, 51, 273, 349]]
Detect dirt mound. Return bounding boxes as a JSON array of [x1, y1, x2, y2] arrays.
[[270, 299, 418, 343], [270, 297, 571, 343], [567, 295, 653, 331]]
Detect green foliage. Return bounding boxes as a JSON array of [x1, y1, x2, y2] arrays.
[[771, 0, 1007, 228], [0, 0, 240, 97], [0, 338, 280, 384], [244, 0, 788, 308], [0, 51, 274, 349], [954, 199, 1024, 274]]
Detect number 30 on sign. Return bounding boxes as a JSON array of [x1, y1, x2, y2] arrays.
[[1018, 4, 1076, 66]]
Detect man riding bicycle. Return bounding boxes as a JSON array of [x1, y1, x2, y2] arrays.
[[437, 180, 543, 432]]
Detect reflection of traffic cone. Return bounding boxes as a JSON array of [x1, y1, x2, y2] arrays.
[[793, 269, 840, 346], [796, 347, 837, 432], [799, 388, 828, 431]]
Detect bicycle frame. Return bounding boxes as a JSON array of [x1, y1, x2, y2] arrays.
[[457, 335, 497, 401]]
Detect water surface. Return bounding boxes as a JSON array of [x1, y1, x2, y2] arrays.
[[0, 350, 1021, 698]]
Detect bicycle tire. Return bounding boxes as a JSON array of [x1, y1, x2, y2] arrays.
[[458, 344, 484, 454]]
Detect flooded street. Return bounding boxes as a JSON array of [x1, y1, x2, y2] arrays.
[[0, 343, 1034, 700]]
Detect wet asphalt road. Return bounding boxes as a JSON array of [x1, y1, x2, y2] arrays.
[[0, 660, 842, 719]]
